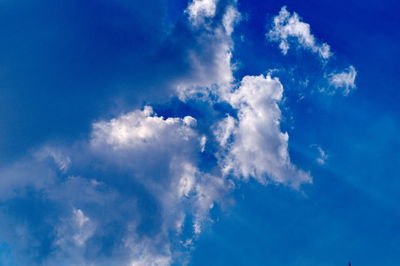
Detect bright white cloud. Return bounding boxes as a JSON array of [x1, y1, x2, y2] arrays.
[[89, 106, 231, 264], [215, 74, 311, 188], [91, 106, 197, 151], [267, 6, 332, 59], [329, 65, 357, 96], [186, 0, 218, 25]]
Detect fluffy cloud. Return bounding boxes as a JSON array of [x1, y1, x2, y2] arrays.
[[215, 74, 311, 188], [267, 6, 332, 59], [0, 2, 352, 265], [91, 106, 197, 153], [0, 2, 242, 264], [328, 65, 357, 96], [267, 7, 358, 97], [90, 106, 230, 225], [182, 3, 311, 188], [186, 0, 218, 25], [88, 106, 232, 264], [0, 105, 232, 265]]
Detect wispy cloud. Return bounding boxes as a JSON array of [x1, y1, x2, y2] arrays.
[[329, 65, 357, 96], [311, 144, 329, 165], [267, 6, 332, 59], [266, 7, 357, 97]]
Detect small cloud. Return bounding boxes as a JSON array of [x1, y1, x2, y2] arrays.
[[71, 209, 94, 246], [311, 144, 328, 165], [328, 65, 357, 96], [54, 208, 96, 251], [35, 147, 71, 171], [222, 5, 241, 36], [267, 6, 332, 59], [200, 135, 207, 152]]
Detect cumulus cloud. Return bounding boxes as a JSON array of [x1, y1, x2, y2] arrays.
[[181, 4, 311, 188], [91, 106, 197, 152], [0, 76, 310, 265], [88, 106, 232, 263], [186, 0, 219, 25], [214, 74, 311, 188], [267, 6, 332, 59], [0, 105, 232, 265], [0, 3, 244, 264], [328, 65, 357, 96], [0, 1, 354, 265]]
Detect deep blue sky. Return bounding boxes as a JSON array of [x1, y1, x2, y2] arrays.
[[1, 0, 400, 265], [191, 1, 400, 265]]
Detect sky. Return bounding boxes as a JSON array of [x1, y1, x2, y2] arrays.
[[0, 0, 399, 265]]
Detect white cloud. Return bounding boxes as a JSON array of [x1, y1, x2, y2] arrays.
[[0, 104, 231, 265], [71, 209, 95, 246], [176, 4, 240, 100], [267, 7, 357, 98], [267, 6, 332, 59], [329, 65, 357, 96], [222, 5, 241, 36], [200, 135, 207, 152], [175, 42, 234, 100], [130, 254, 172, 266], [0, 3, 243, 262], [186, 0, 218, 25], [214, 115, 236, 147], [49, 208, 97, 266], [91, 106, 197, 151], [36, 146, 71, 171], [0, 2, 334, 265], [311, 144, 328, 165], [89, 106, 231, 264], [215, 74, 311, 188]]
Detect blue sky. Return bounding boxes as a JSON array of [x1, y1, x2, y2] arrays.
[[0, 0, 399, 265]]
